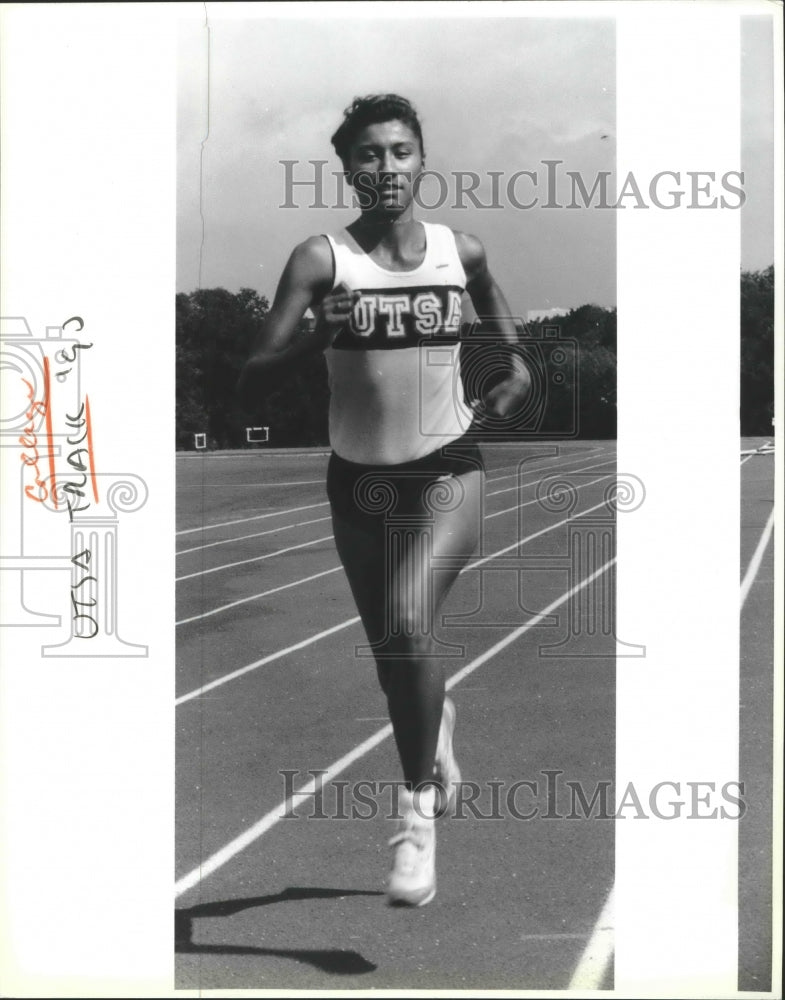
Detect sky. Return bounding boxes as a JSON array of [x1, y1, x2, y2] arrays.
[[177, 12, 774, 315], [740, 15, 776, 275]]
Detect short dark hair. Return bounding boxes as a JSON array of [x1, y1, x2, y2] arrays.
[[331, 94, 425, 166]]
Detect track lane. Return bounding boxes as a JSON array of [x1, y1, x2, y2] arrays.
[[175, 450, 619, 989], [174, 463, 615, 839], [174, 467, 617, 635], [175, 442, 615, 537], [738, 445, 776, 992], [176, 557, 616, 990], [175, 476, 618, 697], [176, 442, 620, 988], [173, 451, 615, 575], [173, 440, 775, 990]]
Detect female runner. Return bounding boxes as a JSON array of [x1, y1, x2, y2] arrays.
[[239, 94, 530, 906]]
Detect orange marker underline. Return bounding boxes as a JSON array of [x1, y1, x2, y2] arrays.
[[84, 395, 99, 503], [43, 357, 57, 509]]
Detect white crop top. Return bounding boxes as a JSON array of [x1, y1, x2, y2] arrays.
[[323, 222, 475, 465]]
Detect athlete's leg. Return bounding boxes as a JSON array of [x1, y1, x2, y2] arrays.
[[331, 466, 484, 905], [381, 468, 484, 789], [331, 466, 484, 788], [330, 512, 391, 694]]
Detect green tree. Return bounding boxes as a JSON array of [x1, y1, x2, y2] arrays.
[[242, 317, 331, 446], [740, 265, 774, 435], [175, 293, 207, 449], [525, 306, 617, 439], [176, 288, 331, 449], [176, 287, 269, 448], [577, 342, 616, 438]]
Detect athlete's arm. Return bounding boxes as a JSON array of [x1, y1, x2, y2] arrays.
[[237, 236, 354, 407], [455, 231, 532, 420]]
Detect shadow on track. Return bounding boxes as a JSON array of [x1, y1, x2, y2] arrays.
[[175, 886, 383, 974]]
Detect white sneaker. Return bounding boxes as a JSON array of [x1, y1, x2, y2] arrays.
[[387, 786, 437, 907], [433, 696, 461, 818]]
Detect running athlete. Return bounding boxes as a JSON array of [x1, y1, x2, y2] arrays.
[[239, 94, 530, 906]]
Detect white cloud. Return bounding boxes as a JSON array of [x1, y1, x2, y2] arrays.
[[177, 12, 773, 303]]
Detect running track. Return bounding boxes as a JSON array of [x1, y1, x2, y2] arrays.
[[174, 438, 774, 991]]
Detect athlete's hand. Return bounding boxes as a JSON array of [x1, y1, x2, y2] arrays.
[[473, 358, 532, 423], [475, 379, 526, 420], [315, 282, 358, 345]]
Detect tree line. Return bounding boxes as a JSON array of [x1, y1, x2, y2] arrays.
[[175, 266, 773, 450]]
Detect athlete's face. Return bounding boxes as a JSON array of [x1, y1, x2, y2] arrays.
[[346, 119, 423, 216]]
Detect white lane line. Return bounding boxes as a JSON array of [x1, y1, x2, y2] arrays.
[[174, 723, 392, 898], [176, 493, 614, 699], [176, 452, 331, 460], [176, 466, 613, 574], [175, 456, 614, 556], [176, 452, 612, 557], [568, 884, 615, 990], [177, 579, 350, 629], [485, 451, 615, 491], [176, 534, 334, 582], [177, 458, 615, 581], [175, 477, 613, 625], [175, 445, 606, 462], [176, 502, 329, 536], [177, 516, 332, 556], [465, 492, 612, 573], [175, 568, 344, 629], [177, 479, 326, 488], [447, 557, 616, 691], [740, 451, 772, 465], [486, 474, 611, 522], [174, 555, 616, 898], [567, 498, 776, 989], [175, 445, 614, 537], [486, 457, 615, 498], [740, 507, 775, 608], [483, 445, 613, 486], [740, 440, 774, 465], [740, 440, 773, 455], [175, 614, 361, 707], [522, 934, 590, 941]]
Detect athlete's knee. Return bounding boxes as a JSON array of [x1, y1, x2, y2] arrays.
[[385, 610, 433, 659]]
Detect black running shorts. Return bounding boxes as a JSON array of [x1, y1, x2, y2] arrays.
[[326, 431, 485, 527]]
